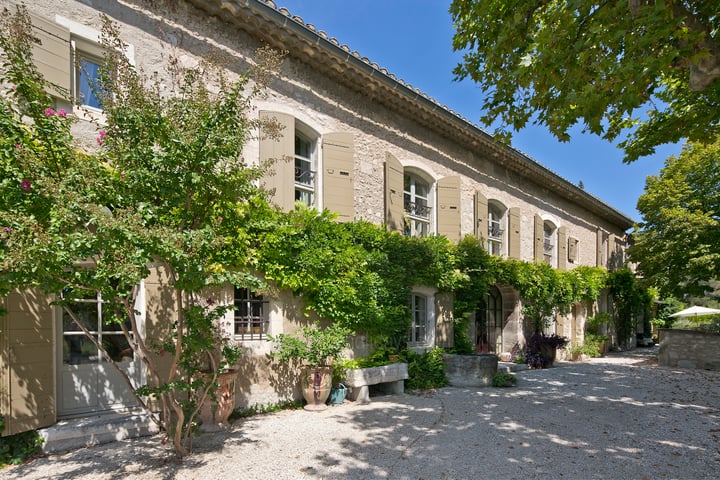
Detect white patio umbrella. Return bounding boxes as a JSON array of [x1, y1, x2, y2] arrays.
[[669, 305, 720, 318]]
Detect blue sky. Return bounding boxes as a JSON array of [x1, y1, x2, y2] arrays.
[[275, 0, 683, 223]]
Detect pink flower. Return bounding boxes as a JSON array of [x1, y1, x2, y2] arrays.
[[44, 107, 56, 116], [20, 178, 31, 192], [2, 226, 11, 232], [14, 143, 21, 149], [217, 216, 223, 223], [57, 108, 67, 117], [96, 130, 107, 145]]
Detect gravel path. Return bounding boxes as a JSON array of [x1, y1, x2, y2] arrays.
[[3, 347, 719, 479]]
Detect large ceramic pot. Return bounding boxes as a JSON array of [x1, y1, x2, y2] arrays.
[[301, 365, 333, 411], [197, 369, 238, 431]]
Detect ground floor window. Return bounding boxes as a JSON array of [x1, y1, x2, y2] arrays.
[[408, 293, 428, 345], [234, 287, 268, 340], [62, 293, 134, 365]]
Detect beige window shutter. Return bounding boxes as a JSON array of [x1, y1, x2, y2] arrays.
[[30, 13, 71, 100], [508, 207, 521, 259], [568, 237, 578, 263], [557, 226, 567, 270], [1, 291, 56, 435], [474, 190, 488, 246], [534, 214, 544, 262], [322, 132, 355, 222], [435, 292, 454, 348], [596, 229, 605, 267], [259, 111, 295, 212], [384, 152, 404, 232], [437, 176, 461, 242]]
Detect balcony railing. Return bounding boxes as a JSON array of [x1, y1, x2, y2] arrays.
[[544, 241, 554, 254], [488, 223, 504, 240], [294, 166, 315, 186]]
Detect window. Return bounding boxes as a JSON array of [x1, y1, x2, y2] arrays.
[[62, 292, 134, 365], [234, 287, 267, 340], [294, 130, 316, 207], [76, 52, 103, 109], [404, 173, 431, 237], [476, 285, 503, 353], [544, 221, 557, 266], [488, 202, 506, 256], [408, 293, 427, 345]]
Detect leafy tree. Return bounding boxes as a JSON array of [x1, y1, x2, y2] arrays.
[[0, 7, 281, 456], [450, 0, 720, 162], [629, 140, 720, 298]]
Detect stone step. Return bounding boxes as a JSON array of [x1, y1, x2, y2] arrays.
[[497, 362, 529, 373], [38, 411, 160, 454]]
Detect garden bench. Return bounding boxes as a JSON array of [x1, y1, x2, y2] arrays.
[[344, 363, 408, 403]]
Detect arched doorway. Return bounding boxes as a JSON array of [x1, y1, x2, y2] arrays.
[[476, 285, 503, 353]]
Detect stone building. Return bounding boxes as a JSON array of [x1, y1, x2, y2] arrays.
[[0, 0, 632, 438]]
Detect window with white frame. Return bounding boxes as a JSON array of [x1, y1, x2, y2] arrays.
[[408, 293, 427, 345], [404, 172, 431, 237], [543, 220, 557, 267], [61, 291, 134, 365], [234, 287, 268, 340], [487, 201, 506, 256], [75, 51, 103, 109], [294, 128, 316, 207]]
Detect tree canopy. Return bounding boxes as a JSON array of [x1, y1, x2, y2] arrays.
[[450, 0, 720, 162], [629, 139, 720, 298]]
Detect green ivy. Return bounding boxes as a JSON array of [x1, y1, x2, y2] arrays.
[[404, 347, 447, 390], [0, 429, 43, 466]]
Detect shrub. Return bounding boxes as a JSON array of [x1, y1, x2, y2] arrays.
[[404, 347, 447, 390], [492, 372, 517, 387], [0, 429, 43, 466]]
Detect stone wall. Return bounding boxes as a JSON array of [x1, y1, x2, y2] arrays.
[[658, 329, 720, 371]]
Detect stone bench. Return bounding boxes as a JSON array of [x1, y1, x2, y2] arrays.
[[344, 363, 408, 403]]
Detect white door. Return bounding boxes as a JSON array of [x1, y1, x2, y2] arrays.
[[58, 287, 145, 417]]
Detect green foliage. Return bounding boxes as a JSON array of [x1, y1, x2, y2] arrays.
[[230, 400, 302, 419], [606, 269, 654, 345], [0, 429, 43, 467], [630, 140, 720, 298], [450, 0, 720, 162], [404, 347, 447, 391], [492, 372, 517, 388], [269, 322, 351, 367], [0, 7, 277, 457]]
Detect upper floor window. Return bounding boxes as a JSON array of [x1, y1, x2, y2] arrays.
[[488, 202, 506, 256], [404, 173, 431, 237], [234, 287, 267, 341], [544, 220, 557, 267], [408, 293, 427, 345], [294, 130, 316, 207], [76, 52, 103, 109]]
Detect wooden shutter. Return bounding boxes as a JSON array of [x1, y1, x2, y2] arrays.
[[322, 132, 355, 222], [0, 291, 56, 435], [259, 111, 295, 212], [508, 207, 521, 259], [557, 226, 567, 270], [435, 292, 454, 348], [474, 190, 488, 245], [596, 229, 605, 267], [568, 237, 578, 263], [30, 13, 71, 99], [534, 214, 544, 262], [384, 152, 404, 232], [437, 176, 461, 242]]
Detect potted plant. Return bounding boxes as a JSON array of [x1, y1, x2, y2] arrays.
[[586, 312, 612, 354], [270, 322, 351, 411], [524, 332, 568, 368]]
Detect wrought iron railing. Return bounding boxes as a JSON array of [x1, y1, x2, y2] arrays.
[[404, 201, 432, 218]]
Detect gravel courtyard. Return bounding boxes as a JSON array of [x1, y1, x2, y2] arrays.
[[4, 347, 719, 480]]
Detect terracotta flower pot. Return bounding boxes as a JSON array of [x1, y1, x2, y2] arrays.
[[197, 369, 238, 431], [301, 365, 333, 411]]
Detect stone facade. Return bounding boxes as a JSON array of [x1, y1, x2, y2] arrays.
[[0, 0, 634, 431]]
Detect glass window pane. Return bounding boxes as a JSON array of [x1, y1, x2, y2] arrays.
[[63, 334, 98, 365], [78, 57, 102, 109]]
